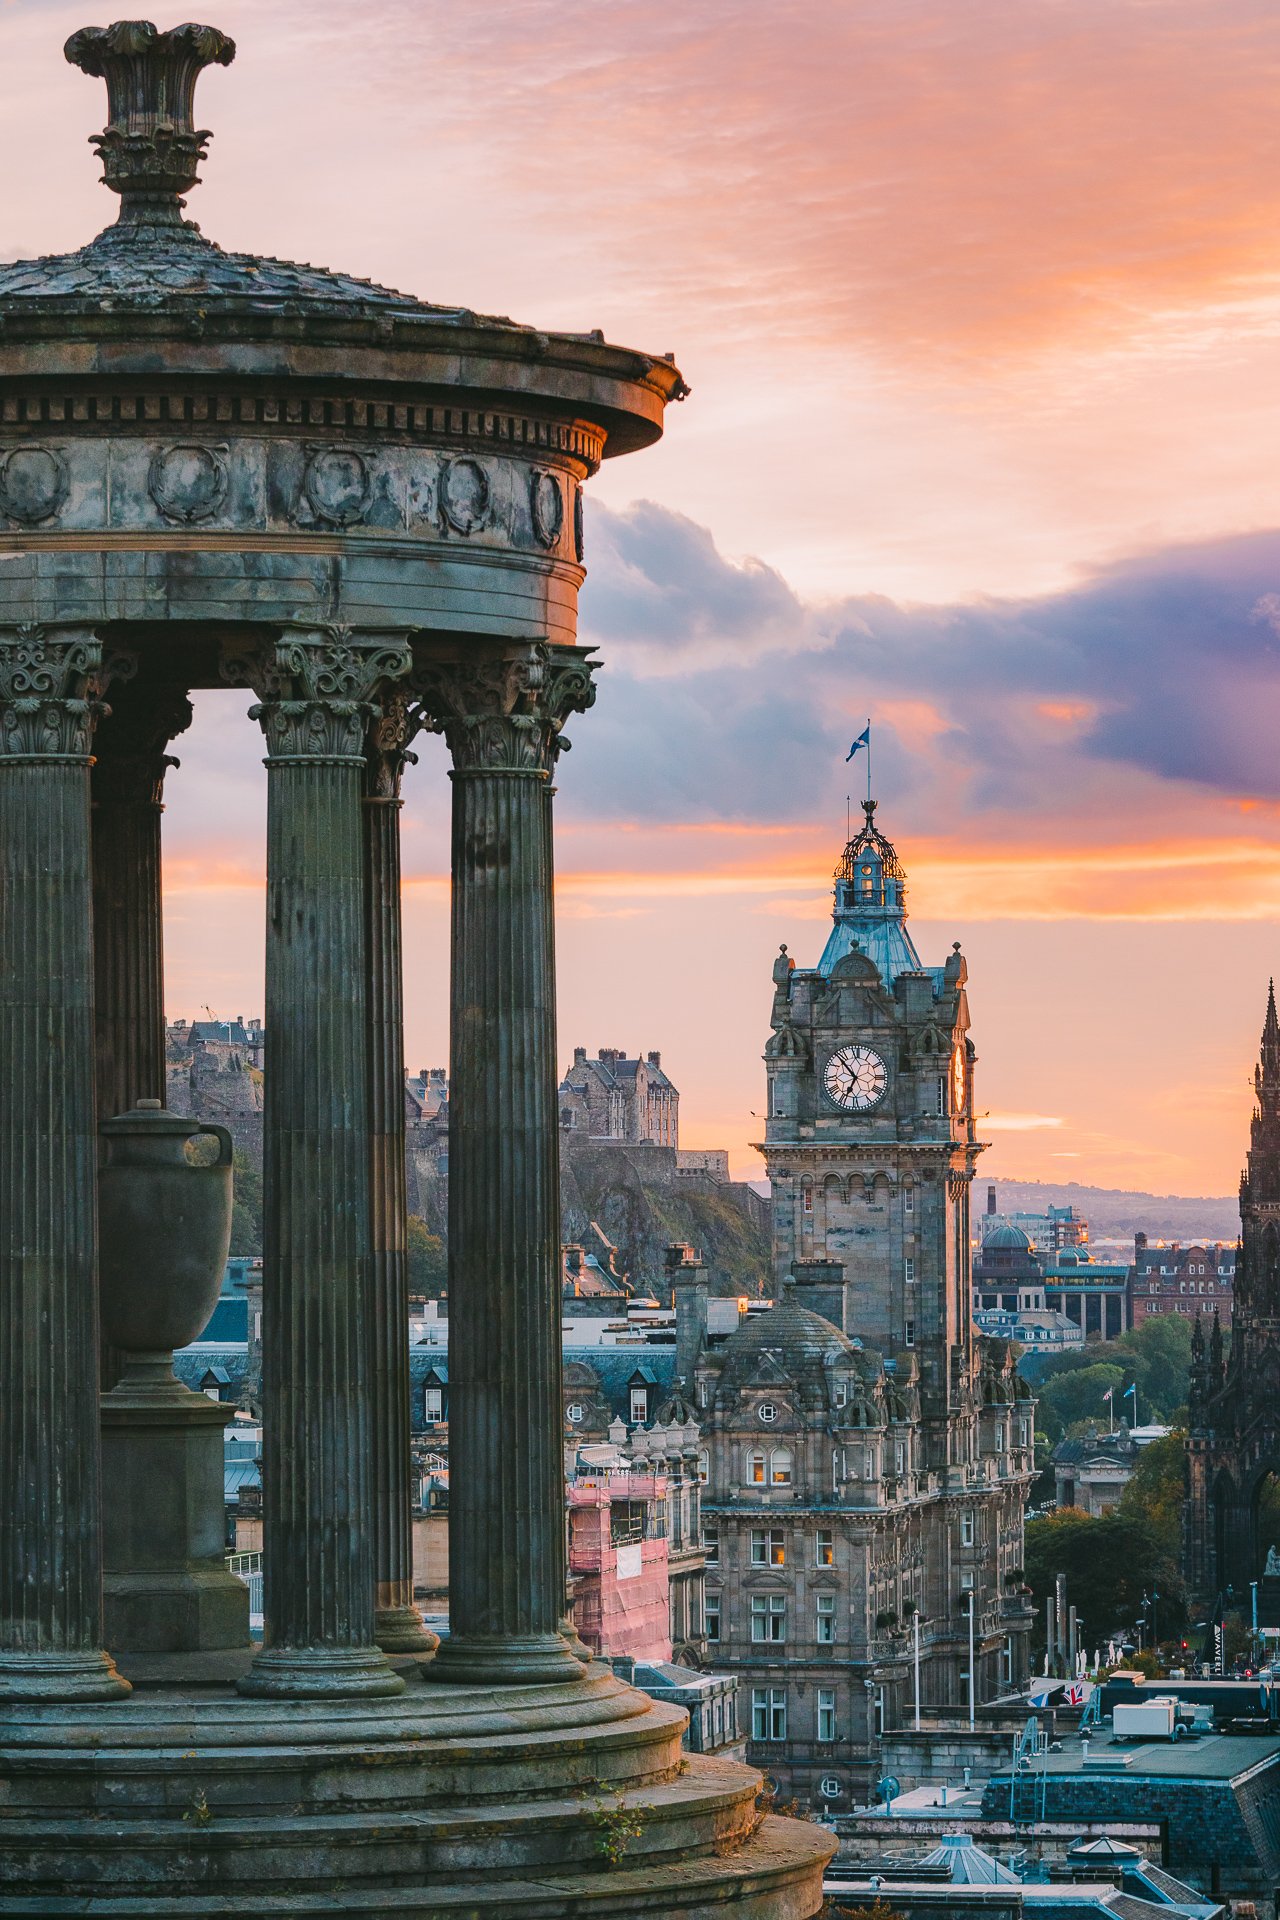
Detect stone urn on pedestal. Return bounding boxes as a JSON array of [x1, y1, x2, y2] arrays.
[[99, 1101, 250, 1655]]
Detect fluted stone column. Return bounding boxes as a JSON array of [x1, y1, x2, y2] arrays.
[[92, 680, 192, 1392], [419, 643, 596, 1687], [0, 624, 129, 1701], [234, 629, 410, 1700], [366, 692, 437, 1655]]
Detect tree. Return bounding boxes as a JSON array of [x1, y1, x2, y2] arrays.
[[229, 1149, 263, 1256], [1035, 1363, 1125, 1443], [1024, 1506, 1185, 1640], [1118, 1430, 1185, 1557], [407, 1214, 447, 1296]]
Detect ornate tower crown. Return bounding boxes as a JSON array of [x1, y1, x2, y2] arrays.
[[818, 796, 923, 983], [835, 798, 905, 913], [64, 20, 235, 229]]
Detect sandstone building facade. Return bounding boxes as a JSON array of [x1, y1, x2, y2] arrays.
[[560, 1045, 680, 1147], [695, 802, 1035, 1806]]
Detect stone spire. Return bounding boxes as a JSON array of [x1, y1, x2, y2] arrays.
[[1244, 980, 1280, 1214], [64, 20, 235, 231]]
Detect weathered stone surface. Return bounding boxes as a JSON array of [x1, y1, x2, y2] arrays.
[[0, 625, 128, 1702]]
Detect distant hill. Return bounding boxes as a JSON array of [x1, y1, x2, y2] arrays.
[[982, 1177, 1238, 1245]]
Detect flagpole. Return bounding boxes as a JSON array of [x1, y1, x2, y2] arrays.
[[866, 717, 872, 807]]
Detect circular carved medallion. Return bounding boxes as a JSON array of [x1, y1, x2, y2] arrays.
[[529, 468, 563, 548], [148, 443, 228, 524], [440, 458, 489, 535], [303, 447, 372, 526], [0, 445, 68, 525]]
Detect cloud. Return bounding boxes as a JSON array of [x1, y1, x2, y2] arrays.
[[572, 501, 1280, 857], [983, 1114, 1066, 1132]]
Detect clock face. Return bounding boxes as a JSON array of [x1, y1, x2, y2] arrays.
[[824, 1044, 887, 1111], [951, 1045, 967, 1114]]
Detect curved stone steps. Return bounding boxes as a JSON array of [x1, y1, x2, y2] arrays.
[[0, 1755, 762, 1895], [0, 1810, 834, 1919], [0, 1681, 691, 1818]]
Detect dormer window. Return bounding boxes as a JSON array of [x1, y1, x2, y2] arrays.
[[630, 1385, 649, 1424], [833, 1381, 848, 1408]]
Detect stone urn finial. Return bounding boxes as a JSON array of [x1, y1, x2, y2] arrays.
[[64, 20, 235, 227]]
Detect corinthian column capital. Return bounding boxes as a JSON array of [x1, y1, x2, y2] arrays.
[[365, 688, 425, 803], [92, 681, 193, 807], [414, 643, 598, 775], [0, 625, 124, 761], [225, 626, 413, 762]]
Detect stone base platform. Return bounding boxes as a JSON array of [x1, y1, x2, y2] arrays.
[[0, 1661, 833, 1917]]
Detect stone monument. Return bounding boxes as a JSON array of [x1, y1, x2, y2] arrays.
[[0, 20, 833, 1913]]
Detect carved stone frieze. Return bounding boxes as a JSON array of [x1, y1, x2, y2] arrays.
[[148, 443, 227, 523], [0, 446, 69, 526], [226, 627, 412, 762], [302, 446, 372, 527], [0, 624, 118, 759], [413, 644, 597, 775]]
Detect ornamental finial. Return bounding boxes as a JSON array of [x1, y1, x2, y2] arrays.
[[64, 21, 235, 229]]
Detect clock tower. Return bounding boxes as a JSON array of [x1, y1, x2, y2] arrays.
[[761, 799, 981, 1408]]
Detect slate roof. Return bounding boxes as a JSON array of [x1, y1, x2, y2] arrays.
[[173, 1347, 249, 1399], [0, 219, 530, 329], [716, 1290, 863, 1385]]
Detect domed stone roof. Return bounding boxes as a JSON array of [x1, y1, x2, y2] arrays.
[[984, 1224, 1033, 1252], [718, 1288, 860, 1384]]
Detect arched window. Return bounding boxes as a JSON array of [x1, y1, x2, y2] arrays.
[[748, 1450, 767, 1485], [770, 1446, 794, 1487], [802, 1184, 813, 1216]]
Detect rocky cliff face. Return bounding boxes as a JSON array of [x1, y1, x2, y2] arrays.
[[559, 1135, 769, 1298]]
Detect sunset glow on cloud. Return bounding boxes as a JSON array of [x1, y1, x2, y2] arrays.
[[10, 0, 1280, 1196]]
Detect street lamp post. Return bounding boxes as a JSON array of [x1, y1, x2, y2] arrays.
[[913, 1608, 922, 1731]]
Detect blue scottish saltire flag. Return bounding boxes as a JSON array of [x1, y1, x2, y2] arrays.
[[846, 723, 871, 763]]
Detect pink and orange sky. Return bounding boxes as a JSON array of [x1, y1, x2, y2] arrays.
[[7, 0, 1280, 1195]]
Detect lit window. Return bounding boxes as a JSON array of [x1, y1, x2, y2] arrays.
[[770, 1446, 794, 1487], [703, 1527, 719, 1565], [749, 1451, 767, 1485], [817, 1688, 837, 1742], [758, 1402, 778, 1424], [815, 1528, 834, 1567], [705, 1593, 721, 1642], [817, 1594, 836, 1643], [802, 1186, 813, 1216], [751, 1594, 787, 1643], [752, 1687, 787, 1741], [697, 1448, 709, 1484], [751, 1528, 785, 1567]]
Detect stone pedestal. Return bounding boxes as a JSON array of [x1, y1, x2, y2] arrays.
[[102, 1372, 249, 1653]]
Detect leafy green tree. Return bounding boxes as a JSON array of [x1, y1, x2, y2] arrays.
[[1117, 1430, 1185, 1556], [229, 1149, 263, 1256], [1024, 1506, 1185, 1640], [407, 1214, 447, 1296], [1036, 1363, 1125, 1443]]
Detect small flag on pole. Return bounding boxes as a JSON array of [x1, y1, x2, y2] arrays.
[[1123, 1383, 1136, 1399], [846, 722, 871, 763], [1102, 1388, 1113, 1403]]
